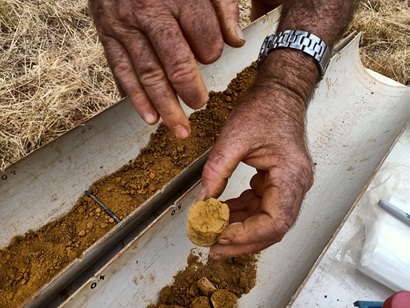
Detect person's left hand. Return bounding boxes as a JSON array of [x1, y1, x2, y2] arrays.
[[199, 76, 314, 259], [89, 0, 244, 139]]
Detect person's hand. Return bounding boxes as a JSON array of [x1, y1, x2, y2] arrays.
[[199, 75, 314, 259], [89, 0, 245, 139]]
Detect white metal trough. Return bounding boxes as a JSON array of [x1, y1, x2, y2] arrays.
[[0, 8, 409, 308]]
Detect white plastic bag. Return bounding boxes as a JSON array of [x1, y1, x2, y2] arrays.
[[358, 163, 410, 291]]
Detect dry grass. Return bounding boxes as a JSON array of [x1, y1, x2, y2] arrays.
[[0, 0, 409, 171], [0, 0, 118, 170], [348, 0, 409, 85]]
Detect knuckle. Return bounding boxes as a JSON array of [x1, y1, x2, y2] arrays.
[[167, 62, 197, 87], [202, 160, 219, 182], [116, 9, 131, 23], [138, 67, 167, 89], [114, 2, 141, 23], [280, 151, 314, 192], [202, 156, 226, 182], [161, 109, 185, 126], [112, 61, 132, 80], [269, 219, 291, 243]]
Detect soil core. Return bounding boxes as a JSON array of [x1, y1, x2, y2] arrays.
[[187, 198, 230, 247]]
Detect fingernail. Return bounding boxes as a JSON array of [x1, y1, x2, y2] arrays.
[[218, 238, 231, 245], [143, 113, 157, 125], [210, 252, 222, 260], [174, 125, 190, 139], [196, 186, 207, 202], [235, 24, 245, 42]]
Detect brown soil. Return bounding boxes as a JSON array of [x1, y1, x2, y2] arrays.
[[187, 198, 230, 247], [147, 251, 258, 308], [0, 64, 257, 308]]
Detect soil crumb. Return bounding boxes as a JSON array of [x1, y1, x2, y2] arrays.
[[147, 251, 258, 308], [187, 198, 229, 247], [0, 64, 257, 307]]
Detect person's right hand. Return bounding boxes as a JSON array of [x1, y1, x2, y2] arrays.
[[198, 78, 314, 258], [89, 0, 245, 139]]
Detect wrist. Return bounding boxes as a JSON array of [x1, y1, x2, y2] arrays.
[[256, 47, 319, 107]]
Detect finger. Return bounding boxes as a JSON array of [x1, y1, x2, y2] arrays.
[[179, 1, 224, 64], [211, 170, 302, 257], [225, 190, 261, 223], [100, 35, 160, 125], [143, 14, 209, 111], [210, 213, 288, 258], [121, 29, 192, 139], [249, 172, 265, 197], [201, 133, 246, 198], [211, 240, 270, 260], [113, 75, 126, 98], [210, 0, 245, 48], [222, 207, 288, 247], [210, 213, 282, 259], [225, 190, 256, 212]]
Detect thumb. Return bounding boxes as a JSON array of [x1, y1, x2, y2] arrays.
[[199, 135, 245, 201], [210, 0, 245, 48]]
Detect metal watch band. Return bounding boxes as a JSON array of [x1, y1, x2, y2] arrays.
[[257, 30, 331, 79]]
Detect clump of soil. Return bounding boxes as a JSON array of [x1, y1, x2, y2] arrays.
[[148, 251, 258, 308], [0, 64, 257, 308], [187, 198, 230, 247]]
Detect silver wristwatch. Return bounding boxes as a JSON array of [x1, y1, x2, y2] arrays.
[[257, 30, 331, 79]]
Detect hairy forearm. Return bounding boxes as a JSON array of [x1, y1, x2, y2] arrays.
[[257, 0, 359, 108], [251, 0, 359, 150], [279, 0, 359, 48]]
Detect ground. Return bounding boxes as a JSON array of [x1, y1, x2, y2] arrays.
[[0, 0, 408, 171]]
